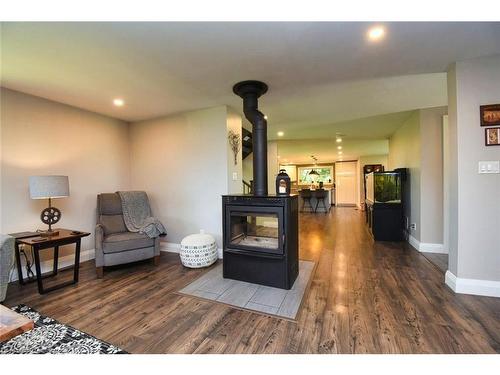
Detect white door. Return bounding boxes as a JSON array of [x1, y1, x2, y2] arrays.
[[335, 161, 357, 206]]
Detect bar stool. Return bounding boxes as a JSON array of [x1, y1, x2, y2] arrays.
[[313, 189, 330, 213], [299, 189, 314, 212]]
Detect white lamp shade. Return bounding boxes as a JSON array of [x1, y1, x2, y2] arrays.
[[29, 175, 70, 199]]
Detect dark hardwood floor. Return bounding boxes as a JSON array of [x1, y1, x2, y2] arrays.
[[422, 253, 448, 273], [4, 207, 500, 353]]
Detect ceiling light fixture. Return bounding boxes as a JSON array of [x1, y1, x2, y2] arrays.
[[338, 151, 343, 155], [309, 155, 320, 177], [367, 25, 385, 41], [113, 98, 125, 107], [336, 138, 342, 143], [277, 131, 284, 137], [264, 115, 268, 120], [337, 146, 342, 150]]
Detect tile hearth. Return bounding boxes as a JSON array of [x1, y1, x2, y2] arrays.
[[178, 260, 314, 320]]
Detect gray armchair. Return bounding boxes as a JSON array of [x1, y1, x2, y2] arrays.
[[95, 193, 160, 278], [1, 234, 15, 302]]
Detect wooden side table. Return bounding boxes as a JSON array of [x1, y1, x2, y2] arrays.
[[0, 304, 34, 342], [13, 229, 90, 294]]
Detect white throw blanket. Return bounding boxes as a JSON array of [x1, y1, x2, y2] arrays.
[[117, 191, 167, 238]]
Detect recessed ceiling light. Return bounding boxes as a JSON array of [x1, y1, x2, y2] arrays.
[[336, 138, 342, 143], [277, 131, 284, 137], [367, 26, 385, 41], [337, 146, 342, 150], [113, 98, 124, 107], [264, 115, 268, 120], [338, 151, 343, 155]]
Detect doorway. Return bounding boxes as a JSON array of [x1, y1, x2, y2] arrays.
[[335, 161, 357, 206]]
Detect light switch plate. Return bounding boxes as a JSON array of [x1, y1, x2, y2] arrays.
[[478, 161, 500, 174], [232, 172, 238, 181]]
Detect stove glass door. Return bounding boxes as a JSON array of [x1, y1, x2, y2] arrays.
[[226, 206, 283, 254]]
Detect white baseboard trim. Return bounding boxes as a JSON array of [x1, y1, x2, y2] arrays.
[[160, 242, 223, 259], [9, 248, 95, 283], [408, 235, 447, 254], [420, 243, 447, 254], [160, 242, 181, 253], [408, 235, 420, 251], [445, 270, 500, 298]]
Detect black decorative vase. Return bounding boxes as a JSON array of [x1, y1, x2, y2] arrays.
[[276, 169, 291, 195]]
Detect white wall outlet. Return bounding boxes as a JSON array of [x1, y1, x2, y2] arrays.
[[410, 223, 417, 231], [478, 161, 500, 174], [232, 172, 238, 181]]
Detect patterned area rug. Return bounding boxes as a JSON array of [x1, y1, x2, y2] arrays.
[[0, 305, 127, 354]]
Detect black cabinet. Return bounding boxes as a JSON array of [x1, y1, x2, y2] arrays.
[[366, 201, 405, 241]]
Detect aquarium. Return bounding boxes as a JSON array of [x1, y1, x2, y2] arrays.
[[366, 172, 402, 204]]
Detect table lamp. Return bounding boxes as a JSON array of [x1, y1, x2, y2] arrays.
[[29, 175, 70, 237]]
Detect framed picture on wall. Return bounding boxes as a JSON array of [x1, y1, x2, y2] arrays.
[[485, 127, 500, 146], [480, 104, 500, 126]]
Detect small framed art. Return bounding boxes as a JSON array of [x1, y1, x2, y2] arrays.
[[485, 127, 500, 146], [480, 104, 500, 126]]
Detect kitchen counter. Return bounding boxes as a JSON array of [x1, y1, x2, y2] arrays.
[[297, 188, 335, 212]]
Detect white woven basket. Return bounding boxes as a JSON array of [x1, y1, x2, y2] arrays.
[[180, 230, 218, 268]]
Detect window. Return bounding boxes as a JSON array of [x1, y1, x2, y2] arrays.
[[297, 166, 333, 185]]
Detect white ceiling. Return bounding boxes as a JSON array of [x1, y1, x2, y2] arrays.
[[2, 22, 500, 129], [273, 110, 418, 164], [276, 137, 390, 165]]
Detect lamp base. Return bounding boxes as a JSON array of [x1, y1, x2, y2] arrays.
[[39, 230, 59, 237]]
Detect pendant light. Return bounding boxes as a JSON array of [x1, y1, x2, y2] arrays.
[[308, 155, 320, 177]]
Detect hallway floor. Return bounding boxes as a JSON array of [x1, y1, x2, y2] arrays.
[[4, 207, 500, 353]]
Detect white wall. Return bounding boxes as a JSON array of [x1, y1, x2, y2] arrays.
[[388, 111, 421, 240], [388, 108, 448, 246], [447, 55, 500, 285], [226, 107, 243, 194], [420, 107, 447, 244], [447, 66, 460, 275], [0, 88, 3, 233], [0, 88, 130, 258], [129, 106, 236, 247]]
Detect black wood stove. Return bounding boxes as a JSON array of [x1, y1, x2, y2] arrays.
[[222, 194, 298, 289], [222, 80, 299, 290]]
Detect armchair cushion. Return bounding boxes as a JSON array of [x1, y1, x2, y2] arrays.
[[98, 193, 123, 215], [100, 214, 127, 235], [103, 232, 155, 254]]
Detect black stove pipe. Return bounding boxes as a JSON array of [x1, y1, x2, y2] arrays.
[[233, 80, 269, 196]]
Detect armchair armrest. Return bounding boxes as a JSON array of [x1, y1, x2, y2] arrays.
[[95, 224, 105, 250]]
